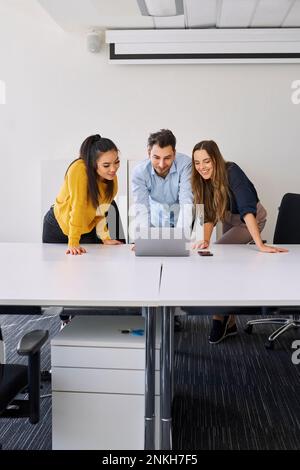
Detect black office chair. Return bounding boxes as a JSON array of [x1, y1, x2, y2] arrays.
[[245, 193, 300, 349], [0, 329, 48, 429], [106, 199, 126, 244]]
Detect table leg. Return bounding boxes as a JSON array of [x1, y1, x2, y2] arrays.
[[160, 306, 173, 450], [0, 326, 5, 363], [170, 310, 174, 404], [144, 306, 156, 450]]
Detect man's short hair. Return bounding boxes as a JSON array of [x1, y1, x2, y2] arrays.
[[148, 129, 176, 151]]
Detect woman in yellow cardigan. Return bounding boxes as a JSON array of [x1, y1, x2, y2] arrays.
[[43, 134, 122, 255]]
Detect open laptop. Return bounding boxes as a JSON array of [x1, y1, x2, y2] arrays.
[[135, 227, 190, 257]]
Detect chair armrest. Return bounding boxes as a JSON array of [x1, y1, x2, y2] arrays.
[[17, 330, 49, 356]]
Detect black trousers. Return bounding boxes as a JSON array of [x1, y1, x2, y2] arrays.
[[42, 206, 99, 244]]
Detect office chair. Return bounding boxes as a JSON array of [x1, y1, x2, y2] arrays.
[[107, 199, 126, 244], [0, 328, 48, 431], [245, 193, 300, 349]]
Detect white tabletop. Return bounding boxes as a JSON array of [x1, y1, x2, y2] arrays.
[[0, 243, 161, 307], [159, 244, 300, 307], [1, 243, 299, 308]]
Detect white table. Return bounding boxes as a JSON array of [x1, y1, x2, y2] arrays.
[[0, 243, 162, 449], [158, 244, 300, 449], [0, 243, 161, 307], [160, 244, 300, 307], [1, 243, 300, 450]]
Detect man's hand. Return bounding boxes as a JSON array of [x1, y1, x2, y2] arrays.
[[102, 239, 123, 245]]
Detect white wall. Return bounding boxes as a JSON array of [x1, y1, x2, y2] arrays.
[[0, 0, 299, 243]]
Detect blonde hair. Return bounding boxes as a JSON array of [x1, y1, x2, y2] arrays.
[[192, 140, 229, 225]]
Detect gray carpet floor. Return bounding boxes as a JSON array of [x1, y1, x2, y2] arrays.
[[0, 310, 299, 450]]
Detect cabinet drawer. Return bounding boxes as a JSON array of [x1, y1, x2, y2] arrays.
[[52, 392, 160, 450], [51, 345, 160, 370], [52, 367, 160, 395]]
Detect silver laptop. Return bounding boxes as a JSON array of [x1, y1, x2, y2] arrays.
[[135, 227, 190, 257]]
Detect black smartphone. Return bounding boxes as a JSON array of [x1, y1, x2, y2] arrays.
[[198, 250, 213, 256]]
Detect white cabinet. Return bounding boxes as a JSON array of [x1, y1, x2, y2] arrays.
[[51, 315, 160, 450]]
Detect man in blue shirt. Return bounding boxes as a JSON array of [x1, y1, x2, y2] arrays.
[[131, 129, 193, 236], [132, 129, 193, 331]]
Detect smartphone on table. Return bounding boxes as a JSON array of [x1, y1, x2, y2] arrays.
[[198, 250, 213, 256]]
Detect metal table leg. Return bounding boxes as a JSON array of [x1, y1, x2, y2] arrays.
[[144, 306, 156, 450], [0, 326, 5, 364], [160, 306, 173, 450]]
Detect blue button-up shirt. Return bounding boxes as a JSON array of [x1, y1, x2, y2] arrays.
[[131, 153, 193, 231]]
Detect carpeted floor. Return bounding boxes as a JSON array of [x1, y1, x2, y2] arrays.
[[0, 310, 299, 450]]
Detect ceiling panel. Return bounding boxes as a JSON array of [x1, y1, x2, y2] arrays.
[[251, 0, 295, 27], [153, 15, 185, 28], [38, 0, 300, 31], [184, 0, 218, 28], [38, 0, 98, 27], [283, 0, 300, 26], [218, 0, 257, 28], [91, 0, 141, 16], [38, 0, 153, 31]]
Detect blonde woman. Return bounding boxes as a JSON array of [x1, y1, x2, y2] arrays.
[[192, 140, 287, 344]]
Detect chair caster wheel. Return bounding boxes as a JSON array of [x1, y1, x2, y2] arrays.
[[41, 370, 52, 382], [265, 340, 274, 350], [244, 324, 253, 334]]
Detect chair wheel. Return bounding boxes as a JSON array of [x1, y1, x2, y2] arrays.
[[265, 340, 275, 350], [41, 370, 52, 382], [244, 324, 253, 334]]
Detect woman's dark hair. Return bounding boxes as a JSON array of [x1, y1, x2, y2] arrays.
[[66, 134, 118, 208], [191, 140, 229, 224], [147, 129, 176, 151]]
